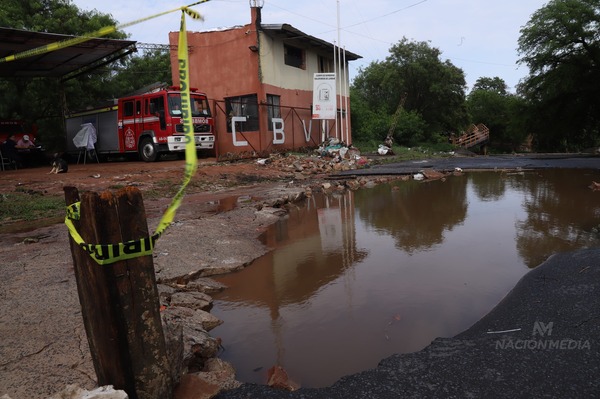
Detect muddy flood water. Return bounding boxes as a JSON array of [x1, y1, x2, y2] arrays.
[[211, 169, 600, 388]]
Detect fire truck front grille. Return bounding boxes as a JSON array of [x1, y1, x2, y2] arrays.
[[176, 124, 211, 133]]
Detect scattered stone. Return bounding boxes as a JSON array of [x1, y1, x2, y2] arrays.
[[170, 291, 213, 311], [164, 306, 223, 331], [47, 385, 127, 399], [185, 278, 228, 295], [421, 169, 446, 180], [267, 365, 300, 391], [173, 373, 220, 399]]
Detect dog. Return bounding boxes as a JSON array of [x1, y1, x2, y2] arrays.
[[49, 154, 68, 174]]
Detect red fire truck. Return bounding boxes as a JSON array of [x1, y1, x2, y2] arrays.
[[65, 85, 215, 162]]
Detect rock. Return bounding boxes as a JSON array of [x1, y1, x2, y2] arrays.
[[157, 284, 177, 307], [421, 168, 446, 180], [266, 366, 299, 391], [161, 307, 221, 372], [170, 291, 213, 311], [183, 324, 220, 371], [345, 180, 361, 190], [47, 385, 128, 399], [201, 358, 242, 390], [185, 278, 228, 294], [164, 306, 223, 331], [173, 374, 220, 399]]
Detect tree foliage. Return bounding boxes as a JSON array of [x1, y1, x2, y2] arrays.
[[517, 0, 600, 150], [0, 0, 171, 152], [351, 37, 468, 146], [467, 77, 528, 150]]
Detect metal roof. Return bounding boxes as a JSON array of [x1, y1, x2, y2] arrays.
[[261, 24, 362, 61], [0, 27, 136, 79]]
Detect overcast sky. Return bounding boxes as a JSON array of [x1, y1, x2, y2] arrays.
[[70, 0, 549, 92]]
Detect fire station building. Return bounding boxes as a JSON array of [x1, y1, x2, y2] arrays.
[[168, 3, 361, 159]]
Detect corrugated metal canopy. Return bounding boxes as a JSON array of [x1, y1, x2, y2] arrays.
[[261, 23, 362, 61], [0, 27, 136, 78]]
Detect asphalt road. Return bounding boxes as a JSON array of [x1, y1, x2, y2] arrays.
[[335, 153, 600, 176]]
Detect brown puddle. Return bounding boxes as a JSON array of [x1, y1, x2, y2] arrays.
[[211, 169, 600, 388], [0, 215, 64, 235]]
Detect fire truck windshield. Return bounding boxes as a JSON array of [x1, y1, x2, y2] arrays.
[[168, 95, 182, 116], [191, 97, 211, 117]]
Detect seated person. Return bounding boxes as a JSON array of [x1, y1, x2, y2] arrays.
[[16, 134, 36, 149], [2, 134, 22, 167]]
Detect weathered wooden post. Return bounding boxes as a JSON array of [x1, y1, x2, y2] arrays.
[[64, 186, 173, 399]]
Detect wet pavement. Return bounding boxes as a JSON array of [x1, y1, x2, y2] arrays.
[[334, 153, 600, 177]]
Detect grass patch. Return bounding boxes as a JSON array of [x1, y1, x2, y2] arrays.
[[0, 190, 65, 224]]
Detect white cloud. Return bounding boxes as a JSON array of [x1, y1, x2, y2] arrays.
[[71, 0, 547, 91]]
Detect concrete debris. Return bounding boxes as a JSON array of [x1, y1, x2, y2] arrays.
[[267, 366, 300, 391], [257, 138, 371, 175], [164, 306, 223, 332], [589, 181, 600, 191], [169, 291, 213, 311], [421, 169, 446, 180], [173, 359, 241, 399], [46, 385, 128, 399]]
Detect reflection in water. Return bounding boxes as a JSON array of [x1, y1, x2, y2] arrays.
[[513, 169, 600, 267], [354, 178, 467, 253], [211, 170, 600, 388]]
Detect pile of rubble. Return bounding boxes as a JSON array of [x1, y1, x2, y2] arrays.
[[257, 138, 370, 176]]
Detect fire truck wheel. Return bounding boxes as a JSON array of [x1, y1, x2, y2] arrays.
[[139, 138, 158, 162]]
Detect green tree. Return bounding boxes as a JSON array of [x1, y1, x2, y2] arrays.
[[471, 77, 508, 95], [467, 77, 528, 151], [351, 37, 468, 146], [517, 0, 600, 151], [0, 0, 129, 151]]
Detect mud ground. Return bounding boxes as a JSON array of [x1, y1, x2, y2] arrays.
[[0, 156, 321, 399]]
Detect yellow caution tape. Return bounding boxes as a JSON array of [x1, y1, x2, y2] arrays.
[[62, 4, 207, 265], [0, 1, 209, 63]]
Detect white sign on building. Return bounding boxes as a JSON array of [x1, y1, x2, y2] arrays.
[[312, 73, 336, 120]]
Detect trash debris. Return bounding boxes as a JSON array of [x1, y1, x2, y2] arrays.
[[589, 181, 600, 191], [377, 144, 391, 155], [413, 173, 425, 181], [256, 158, 270, 166]]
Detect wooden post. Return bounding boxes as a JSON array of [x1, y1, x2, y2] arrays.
[[64, 186, 173, 399]]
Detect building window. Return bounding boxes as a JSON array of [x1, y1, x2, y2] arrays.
[[266, 95, 281, 131], [226, 94, 259, 132], [284, 44, 305, 69], [318, 56, 333, 73]]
